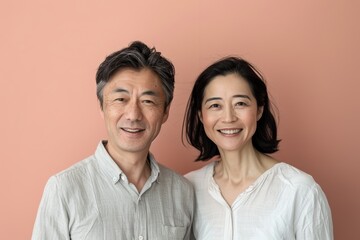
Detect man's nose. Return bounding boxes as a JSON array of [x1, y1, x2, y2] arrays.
[[125, 100, 142, 121]]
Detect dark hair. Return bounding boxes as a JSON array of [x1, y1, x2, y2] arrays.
[[183, 56, 280, 161], [96, 41, 175, 109]]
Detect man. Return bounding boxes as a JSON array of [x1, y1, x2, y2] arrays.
[[32, 41, 194, 239]]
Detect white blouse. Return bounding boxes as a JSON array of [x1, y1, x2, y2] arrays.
[[185, 162, 333, 240]]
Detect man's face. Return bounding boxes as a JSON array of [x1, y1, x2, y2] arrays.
[[101, 68, 169, 158]]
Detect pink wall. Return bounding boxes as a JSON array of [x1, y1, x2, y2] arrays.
[[1, 1, 359, 239]]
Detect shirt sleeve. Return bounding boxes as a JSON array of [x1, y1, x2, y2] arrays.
[[32, 176, 70, 240], [295, 183, 334, 240], [188, 186, 196, 240]]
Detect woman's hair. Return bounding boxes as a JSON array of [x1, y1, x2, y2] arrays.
[[96, 41, 175, 110], [183, 56, 280, 161]]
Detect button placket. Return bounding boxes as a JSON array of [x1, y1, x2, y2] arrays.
[[135, 196, 147, 240]]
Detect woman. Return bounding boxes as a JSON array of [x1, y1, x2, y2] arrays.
[[183, 57, 333, 239]]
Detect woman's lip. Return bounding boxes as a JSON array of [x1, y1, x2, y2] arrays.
[[218, 128, 242, 134]]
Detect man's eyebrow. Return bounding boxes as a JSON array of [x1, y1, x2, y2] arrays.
[[111, 88, 159, 97], [112, 88, 128, 94], [141, 90, 158, 96]]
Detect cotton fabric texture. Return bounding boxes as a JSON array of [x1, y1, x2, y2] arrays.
[[32, 141, 194, 240], [185, 162, 333, 240]]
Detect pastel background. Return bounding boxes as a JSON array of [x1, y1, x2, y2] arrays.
[[1, 0, 359, 239]]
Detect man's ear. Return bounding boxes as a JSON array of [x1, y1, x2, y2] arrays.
[[162, 104, 171, 124], [257, 106, 264, 121], [99, 102, 104, 119], [100, 109, 104, 119]]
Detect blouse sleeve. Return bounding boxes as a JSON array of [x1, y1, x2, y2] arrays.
[[295, 183, 333, 240], [32, 176, 70, 240]]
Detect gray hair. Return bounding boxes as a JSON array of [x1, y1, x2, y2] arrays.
[[96, 41, 175, 110]]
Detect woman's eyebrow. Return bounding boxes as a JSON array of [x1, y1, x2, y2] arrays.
[[205, 95, 251, 104], [233, 94, 251, 100], [204, 97, 222, 104]]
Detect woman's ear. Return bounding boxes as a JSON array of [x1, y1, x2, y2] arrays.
[[257, 106, 264, 121], [198, 111, 203, 123]]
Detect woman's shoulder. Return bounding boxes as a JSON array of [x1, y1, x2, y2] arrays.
[[184, 161, 216, 184], [273, 162, 318, 189]]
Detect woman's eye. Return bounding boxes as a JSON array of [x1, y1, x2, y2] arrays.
[[236, 102, 248, 107], [209, 103, 220, 109]]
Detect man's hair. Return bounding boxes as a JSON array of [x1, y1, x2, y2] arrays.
[[183, 56, 280, 161], [96, 41, 175, 109]]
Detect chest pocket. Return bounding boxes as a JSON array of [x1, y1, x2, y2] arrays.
[[161, 225, 187, 240]]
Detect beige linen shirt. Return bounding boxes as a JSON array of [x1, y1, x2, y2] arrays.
[[32, 141, 194, 240]]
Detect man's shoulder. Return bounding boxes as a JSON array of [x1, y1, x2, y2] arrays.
[[157, 163, 186, 179], [157, 163, 193, 188], [51, 155, 97, 185]]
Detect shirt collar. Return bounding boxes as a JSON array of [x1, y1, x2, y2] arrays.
[[148, 152, 160, 184], [94, 141, 160, 184]]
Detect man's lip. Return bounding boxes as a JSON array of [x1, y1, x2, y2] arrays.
[[120, 127, 145, 133]]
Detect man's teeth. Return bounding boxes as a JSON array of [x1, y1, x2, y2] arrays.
[[219, 129, 241, 134], [123, 128, 142, 133]]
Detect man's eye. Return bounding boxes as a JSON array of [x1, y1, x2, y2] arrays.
[[143, 100, 155, 104], [115, 98, 125, 102]]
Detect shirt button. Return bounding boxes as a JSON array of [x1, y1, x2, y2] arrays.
[[139, 236, 144, 240], [112, 177, 117, 182], [121, 175, 126, 181]]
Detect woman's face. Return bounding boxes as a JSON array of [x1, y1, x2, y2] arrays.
[[199, 73, 263, 153]]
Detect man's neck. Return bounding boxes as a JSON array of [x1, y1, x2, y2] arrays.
[[105, 142, 152, 192]]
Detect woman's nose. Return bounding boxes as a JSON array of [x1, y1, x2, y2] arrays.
[[222, 106, 237, 122]]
